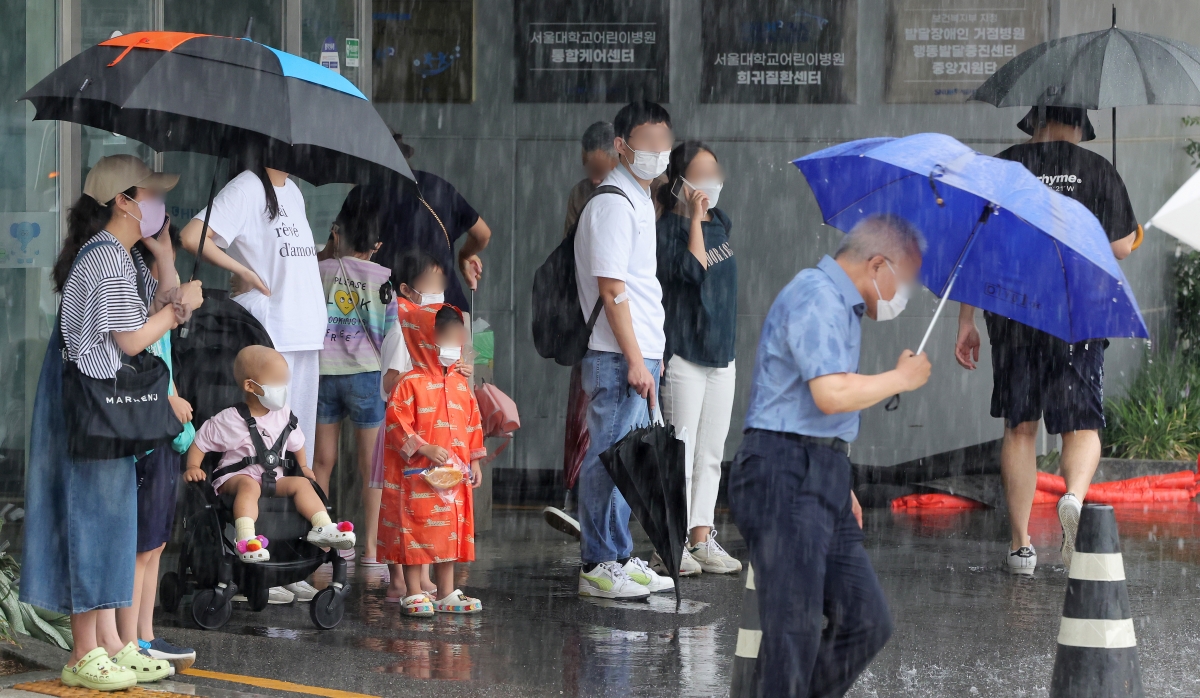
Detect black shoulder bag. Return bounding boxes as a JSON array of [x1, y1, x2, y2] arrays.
[[61, 238, 182, 460]]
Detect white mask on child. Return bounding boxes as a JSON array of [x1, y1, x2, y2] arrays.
[[438, 345, 461, 367], [250, 381, 289, 411], [420, 292, 445, 306]]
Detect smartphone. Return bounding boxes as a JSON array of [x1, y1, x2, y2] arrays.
[[671, 178, 686, 199]]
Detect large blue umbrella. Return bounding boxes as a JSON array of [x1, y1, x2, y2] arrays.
[[793, 133, 1147, 353]]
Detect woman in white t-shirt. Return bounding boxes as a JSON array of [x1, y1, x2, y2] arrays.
[[181, 164, 326, 446]]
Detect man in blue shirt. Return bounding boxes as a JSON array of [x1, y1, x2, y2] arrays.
[[730, 214, 932, 697]]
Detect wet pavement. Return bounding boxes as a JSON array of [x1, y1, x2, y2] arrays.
[[12, 503, 1200, 697]]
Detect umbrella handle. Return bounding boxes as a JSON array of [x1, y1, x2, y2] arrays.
[[180, 158, 221, 339]]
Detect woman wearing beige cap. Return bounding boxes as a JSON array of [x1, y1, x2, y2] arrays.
[[21, 155, 203, 691]]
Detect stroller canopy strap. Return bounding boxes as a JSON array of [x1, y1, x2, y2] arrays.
[[211, 404, 298, 482]]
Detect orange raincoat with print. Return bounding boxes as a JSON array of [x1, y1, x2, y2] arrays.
[[378, 300, 487, 565]]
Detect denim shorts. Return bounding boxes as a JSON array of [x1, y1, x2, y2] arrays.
[[317, 371, 385, 428]]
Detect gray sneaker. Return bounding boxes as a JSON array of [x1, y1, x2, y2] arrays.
[[689, 531, 742, 574], [650, 549, 702, 577], [284, 580, 319, 602], [1058, 493, 1082, 570]]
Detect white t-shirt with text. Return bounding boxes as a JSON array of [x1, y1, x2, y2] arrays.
[[195, 170, 326, 352], [574, 165, 665, 359]]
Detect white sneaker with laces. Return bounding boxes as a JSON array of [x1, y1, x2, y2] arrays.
[[1006, 545, 1037, 575], [650, 549, 702, 577], [623, 557, 675, 593], [689, 531, 742, 574], [578, 561, 651, 600], [1058, 492, 1082, 570], [284, 580, 318, 602]]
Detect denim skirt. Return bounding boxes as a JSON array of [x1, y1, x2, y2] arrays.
[[20, 327, 136, 615]]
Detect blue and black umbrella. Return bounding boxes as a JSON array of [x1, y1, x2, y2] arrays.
[[21, 31, 412, 187], [21, 31, 417, 282]]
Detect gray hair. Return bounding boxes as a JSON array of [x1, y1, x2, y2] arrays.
[[581, 121, 617, 157], [835, 214, 926, 263]]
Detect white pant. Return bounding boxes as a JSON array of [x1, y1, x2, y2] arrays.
[[281, 349, 320, 447], [660, 356, 736, 531]]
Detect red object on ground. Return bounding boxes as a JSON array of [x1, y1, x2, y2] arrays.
[[890, 468, 1200, 509], [891, 493, 985, 511]]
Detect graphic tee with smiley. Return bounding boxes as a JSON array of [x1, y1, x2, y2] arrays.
[[318, 255, 398, 374]]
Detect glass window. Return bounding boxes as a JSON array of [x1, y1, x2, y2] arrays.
[[0, 1, 58, 501]]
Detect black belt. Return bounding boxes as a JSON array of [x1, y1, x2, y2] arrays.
[[755, 430, 850, 455]]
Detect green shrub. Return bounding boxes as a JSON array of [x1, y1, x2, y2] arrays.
[[1103, 351, 1200, 461]]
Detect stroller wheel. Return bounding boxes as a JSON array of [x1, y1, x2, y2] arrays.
[[309, 587, 345, 629], [158, 572, 182, 613], [248, 583, 271, 612], [192, 589, 233, 630]]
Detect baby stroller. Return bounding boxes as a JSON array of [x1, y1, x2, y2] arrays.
[[158, 404, 350, 630]]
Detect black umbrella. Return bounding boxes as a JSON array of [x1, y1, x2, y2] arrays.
[[19, 31, 416, 281], [971, 7, 1200, 168], [599, 414, 688, 608]]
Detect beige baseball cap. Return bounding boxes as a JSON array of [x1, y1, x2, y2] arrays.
[[83, 154, 180, 205]]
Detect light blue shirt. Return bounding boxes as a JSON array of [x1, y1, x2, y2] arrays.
[[744, 255, 866, 442]]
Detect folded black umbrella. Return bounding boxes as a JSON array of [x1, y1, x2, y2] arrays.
[[599, 414, 688, 608]]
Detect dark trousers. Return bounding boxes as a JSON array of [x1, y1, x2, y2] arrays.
[[729, 429, 893, 698]]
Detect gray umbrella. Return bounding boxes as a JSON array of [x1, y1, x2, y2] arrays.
[[971, 7, 1200, 167]]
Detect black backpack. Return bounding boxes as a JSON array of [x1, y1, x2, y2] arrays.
[[532, 185, 634, 366]]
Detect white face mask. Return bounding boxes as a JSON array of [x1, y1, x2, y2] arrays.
[[682, 177, 723, 210], [872, 260, 912, 322], [250, 380, 289, 411], [419, 292, 444, 306], [438, 345, 462, 367], [620, 139, 670, 180]]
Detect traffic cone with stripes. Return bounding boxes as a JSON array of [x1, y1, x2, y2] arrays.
[[1049, 503, 1144, 697], [730, 563, 760, 698]]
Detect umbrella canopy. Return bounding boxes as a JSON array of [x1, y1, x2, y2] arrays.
[[971, 27, 1200, 110], [1145, 167, 1200, 250], [599, 417, 688, 608], [20, 31, 413, 187], [793, 133, 1148, 346]]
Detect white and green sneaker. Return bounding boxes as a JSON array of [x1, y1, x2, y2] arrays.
[[623, 557, 675, 593], [578, 561, 651, 600]]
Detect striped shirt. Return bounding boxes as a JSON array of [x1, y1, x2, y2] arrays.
[[60, 232, 157, 379]]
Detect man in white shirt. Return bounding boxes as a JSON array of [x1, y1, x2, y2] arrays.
[[573, 101, 676, 600]]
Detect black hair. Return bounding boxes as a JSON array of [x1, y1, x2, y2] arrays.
[[613, 101, 672, 141], [581, 121, 616, 156], [394, 250, 445, 289], [53, 187, 138, 292], [434, 305, 464, 333], [391, 132, 415, 159], [253, 163, 280, 220], [332, 186, 383, 254], [657, 141, 717, 214]]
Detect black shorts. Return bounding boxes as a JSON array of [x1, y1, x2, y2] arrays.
[[990, 339, 1105, 435], [135, 448, 180, 553]]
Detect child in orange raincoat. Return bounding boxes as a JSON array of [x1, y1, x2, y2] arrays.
[[379, 304, 486, 616]]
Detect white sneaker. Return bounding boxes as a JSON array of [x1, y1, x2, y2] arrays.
[[543, 507, 582, 540], [1006, 545, 1037, 575], [578, 561, 651, 600], [284, 581, 319, 602], [1058, 493, 1082, 570], [623, 557, 675, 593], [650, 549, 702, 577], [233, 586, 295, 604], [689, 531, 742, 574]]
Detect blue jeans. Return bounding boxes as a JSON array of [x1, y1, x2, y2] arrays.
[[317, 371, 385, 428], [730, 429, 893, 698], [578, 350, 661, 565], [21, 326, 136, 614]]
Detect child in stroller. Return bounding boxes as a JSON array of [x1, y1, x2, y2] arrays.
[[174, 345, 355, 629]]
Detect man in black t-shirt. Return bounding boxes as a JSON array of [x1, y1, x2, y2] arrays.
[[954, 106, 1138, 576]]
